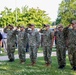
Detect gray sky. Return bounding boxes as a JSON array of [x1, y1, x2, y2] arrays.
[[0, 0, 62, 21]]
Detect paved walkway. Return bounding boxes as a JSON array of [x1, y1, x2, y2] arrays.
[[0, 52, 56, 61], [0, 51, 68, 61]]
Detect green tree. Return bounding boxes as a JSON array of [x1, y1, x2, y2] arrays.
[[56, 0, 76, 26], [0, 6, 52, 28], [0, 7, 15, 27]]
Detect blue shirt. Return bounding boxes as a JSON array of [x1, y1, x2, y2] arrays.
[[2, 32, 7, 39]]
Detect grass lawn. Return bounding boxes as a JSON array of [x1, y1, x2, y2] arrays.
[[0, 56, 76, 75]]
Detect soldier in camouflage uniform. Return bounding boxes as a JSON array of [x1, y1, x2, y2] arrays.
[[54, 24, 66, 69], [40, 24, 54, 66], [27, 24, 40, 66], [64, 20, 76, 70], [4, 25, 17, 62], [17, 26, 28, 64]]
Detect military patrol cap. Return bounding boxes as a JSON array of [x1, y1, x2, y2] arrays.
[[45, 24, 50, 27], [30, 24, 35, 26], [8, 24, 14, 28], [27, 24, 35, 27], [58, 24, 63, 28], [20, 26, 25, 28], [72, 20, 76, 24]]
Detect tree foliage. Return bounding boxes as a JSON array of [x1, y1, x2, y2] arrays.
[[56, 0, 76, 26], [0, 6, 51, 28]]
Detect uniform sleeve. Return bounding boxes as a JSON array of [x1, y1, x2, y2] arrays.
[[63, 27, 69, 40], [24, 32, 28, 47], [51, 31, 54, 48], [25, 28, 28, 33], [39, 29, 44, 33], [35, 31, 41, 47], [13, 29, 19, 35], [54, 31, 57, 44], [3, 28, 8, 33]]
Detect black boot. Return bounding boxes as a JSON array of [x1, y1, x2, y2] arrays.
[[71, 67, 74, 70], [73, 66, 76, 71], [62, 65, 65, 68], [58, 65, 65, 69], [9, 59, 14, 62], [58, 66, 63, 69]]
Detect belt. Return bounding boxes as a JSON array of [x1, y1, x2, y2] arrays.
[[4, 38, 7, 39]]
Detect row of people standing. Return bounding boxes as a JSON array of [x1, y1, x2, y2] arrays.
[[40, 20, 76, 70], [3, 20, 76, 71], [4, 24, 40, 66]]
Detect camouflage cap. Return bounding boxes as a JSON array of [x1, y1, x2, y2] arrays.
[[20, 26, 25, 28], [28, 24, 35, 27], [8, 24, 14, 28], [45, 24, 50, 27], [72, 20, 76, 24], [58, 24, 63, 28], [30, 24, 35, 26]]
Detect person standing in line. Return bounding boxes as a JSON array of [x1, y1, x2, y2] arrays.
[[63, 20, 76, 71], [4, 25, 17, 62], [40, 24, 54, 66], [54, 24, 66, 69], [17, 26, 28, 64], [27, 24, 40, 66]]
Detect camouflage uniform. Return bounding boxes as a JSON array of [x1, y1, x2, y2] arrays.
[[17, 30, 28, 63], [64, 27, 76, 68], [40, 29, 54, 65], [4, 27, 17, 61], [63, 20, 76, 70], [28, 29, 40, 64], [55, 30, 66, 68]]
